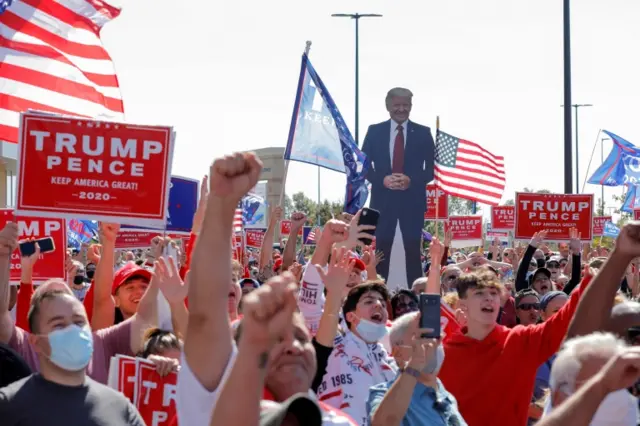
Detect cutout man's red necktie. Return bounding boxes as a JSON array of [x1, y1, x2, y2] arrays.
[[392, 124, 405, 173]]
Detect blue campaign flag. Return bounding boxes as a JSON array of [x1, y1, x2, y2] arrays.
[[588, 131, 640, 186], [620, 185, 640, 214], [122, 176, 198, 233], [241, 193, 266, 227], [167, 177, 198, 232], [67, 219, 98, 249], [603, 221, 620, 238], [284, 53, 369, 214]]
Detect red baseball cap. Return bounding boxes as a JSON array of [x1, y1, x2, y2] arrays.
[[112, 262, 152, 295], [351, 256, 366, 272], [273, 258, 283, 272]]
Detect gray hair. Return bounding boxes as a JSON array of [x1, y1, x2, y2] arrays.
[[612, 300, 640, 316], [385, 87, 413, 105], [550, 332, 627, 394], [388, 311, 419, 347]]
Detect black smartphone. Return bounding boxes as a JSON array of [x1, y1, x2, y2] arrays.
[[419, 293, 441, 339], [19, 237, 55, 257], [357, 208, 380, 246]]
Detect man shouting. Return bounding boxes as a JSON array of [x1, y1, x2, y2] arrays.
[[362, 88, 435, 289]]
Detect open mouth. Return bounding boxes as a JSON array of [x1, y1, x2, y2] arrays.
[[370, 312, 384, 324], [228, 291, 236, 300], [481, 306, 495, 314], [540, 285, 549, 292]]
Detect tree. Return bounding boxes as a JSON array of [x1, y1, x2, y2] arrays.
[[448, 196, 481, 216], [288, 192, 344, 226], [504, 188, 552, 206]]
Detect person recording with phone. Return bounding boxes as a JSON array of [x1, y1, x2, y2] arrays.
[[361, 87, 435, 290]]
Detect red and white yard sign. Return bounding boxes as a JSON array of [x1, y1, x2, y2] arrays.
[[115, 230, 188, 250], [444, 216, 483, 248], [515, 193, 593, 241], [16, 113, 174, 228], [280, 220, 291, 235], [491, 205, 515, 231], [424, 185, 449, 220], [592, 216, 613, 237], [108, 355, 177, 426], [135, 362, 178, 426], [0, 209, 66, 282], [635, 210, 640, 221], [245, 228, 265, 248], [232, 233, 243, 261]]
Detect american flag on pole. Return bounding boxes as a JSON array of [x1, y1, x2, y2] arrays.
[[434, 131, 506, 206], [0, 0, 125, 143]]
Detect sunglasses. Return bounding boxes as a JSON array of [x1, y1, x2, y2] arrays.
[[517, 303, 540, 311], [547, 263, 560, 268]]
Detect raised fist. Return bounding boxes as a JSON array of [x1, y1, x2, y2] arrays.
[[209, 152, 263, 201]]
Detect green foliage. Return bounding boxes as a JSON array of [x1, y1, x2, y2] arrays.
[[504, 188, 552, 206], [287, 192, 343, 226]]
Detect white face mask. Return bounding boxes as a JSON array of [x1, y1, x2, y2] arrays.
[[589, 390, 637, 426]]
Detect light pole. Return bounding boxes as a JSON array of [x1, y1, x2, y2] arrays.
[[331, 13, 382, 146], [561, 103, 593, 193], [563, 0, 573, 194], [601, 136, 610, 213]]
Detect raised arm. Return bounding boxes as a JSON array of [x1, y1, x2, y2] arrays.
[[566, 223, 640, 339], [0, 223, 18, 344], [184, 152, 262, 392], [259, 206, 282, 271], [209, 273, 298, 426], [90, 223, 118, 330], [427, 238, 443, 294], [281, 212, 306, 270]]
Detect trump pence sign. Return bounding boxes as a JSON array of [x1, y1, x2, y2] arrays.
[[16, 113, 174, 228], [0, 210, 66, 282], [515, 193, 593, 241]]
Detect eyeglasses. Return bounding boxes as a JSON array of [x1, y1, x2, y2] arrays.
[[517, 303, 540, 311], [396, 301, 418, 311]]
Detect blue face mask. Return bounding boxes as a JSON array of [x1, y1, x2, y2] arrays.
[[356, 318, 387, 343], [46, 324, 94, 371]]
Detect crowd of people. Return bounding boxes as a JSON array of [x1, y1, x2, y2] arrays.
[[0, 151, 640, 426]]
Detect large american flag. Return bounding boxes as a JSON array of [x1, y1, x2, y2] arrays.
[[434, 131, 505, 206], [0, 0, 125, 143]]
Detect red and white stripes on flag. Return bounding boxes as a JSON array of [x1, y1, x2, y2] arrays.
[[0, 0, 125, 143], [233, 205, 244, 232], [307, 228, 316, 242], [434, 130, 505, 206]]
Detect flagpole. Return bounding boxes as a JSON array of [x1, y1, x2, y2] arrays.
[[280, 40, 312, 207], [434, 116, 440, 241]]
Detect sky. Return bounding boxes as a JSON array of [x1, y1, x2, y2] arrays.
[[99, 0, 640, 219]]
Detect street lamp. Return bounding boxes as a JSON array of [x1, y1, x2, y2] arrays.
[[561, 103, 593, 193], [331, 13, 382, 146], [563, 0, 573, 194]]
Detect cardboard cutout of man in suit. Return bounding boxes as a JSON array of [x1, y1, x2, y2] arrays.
[[362, 88, 435, 289]]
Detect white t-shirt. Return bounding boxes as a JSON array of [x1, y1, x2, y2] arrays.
[[176, 345, 238, 426], [176, 344, 356, 426]]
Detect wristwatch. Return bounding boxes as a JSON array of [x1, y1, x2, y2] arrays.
[[402, 366, 421, 379]]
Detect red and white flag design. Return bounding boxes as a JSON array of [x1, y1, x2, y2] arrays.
[[0, 0, 125, 143]]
